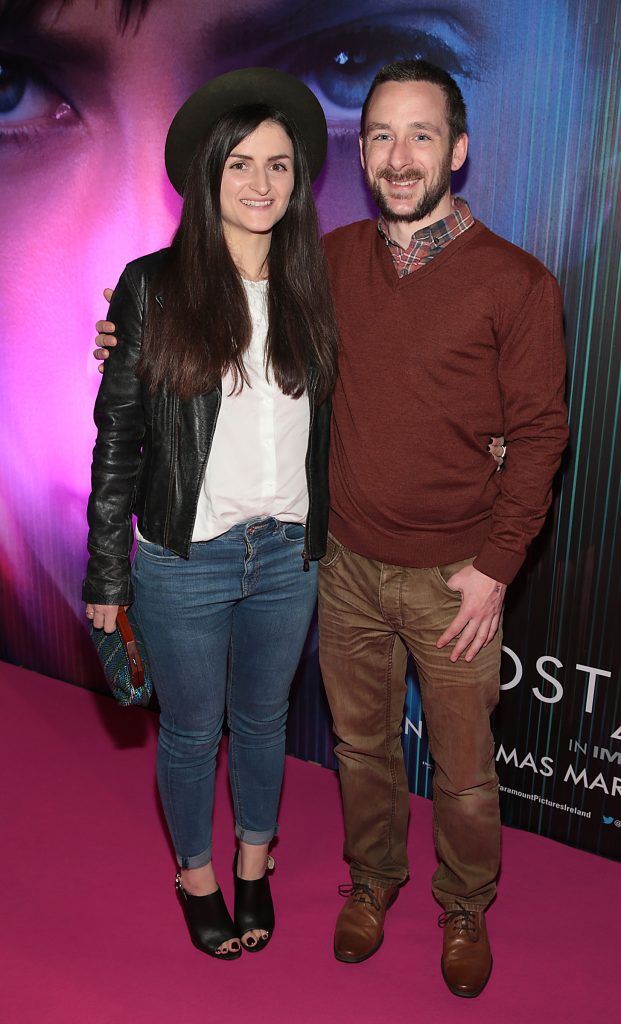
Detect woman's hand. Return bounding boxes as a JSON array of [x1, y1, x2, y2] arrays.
[[488, 435, 506, 468], [85, 603, 120, 633]]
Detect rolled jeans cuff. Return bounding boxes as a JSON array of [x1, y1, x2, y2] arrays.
[[235, 823, 278, 845], [176, 845, 212, 870]]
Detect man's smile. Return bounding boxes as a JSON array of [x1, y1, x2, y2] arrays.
[[387, 179, 420, 189]]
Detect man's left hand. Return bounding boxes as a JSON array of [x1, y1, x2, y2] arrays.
[[436, 565, 506, 663]]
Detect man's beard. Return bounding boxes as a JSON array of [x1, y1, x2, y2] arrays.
[[370, 151, 453, 225]]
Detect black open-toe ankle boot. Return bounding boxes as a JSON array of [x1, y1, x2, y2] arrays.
[[233, 850, 275, 953], [175, 874, 242, 960]]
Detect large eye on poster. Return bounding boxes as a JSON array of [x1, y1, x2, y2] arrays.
[[0, 1, 619, 859]]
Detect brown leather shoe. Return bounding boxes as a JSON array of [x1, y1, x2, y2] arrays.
[[334, 882, 399, 963], [439, 905, 492, 998]]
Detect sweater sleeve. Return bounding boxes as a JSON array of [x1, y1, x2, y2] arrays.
[[82, 266, 146, 606], [473, 272, 569, 585]]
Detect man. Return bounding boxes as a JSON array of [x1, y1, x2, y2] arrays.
[[316, 59, 567, 994], [94, 58, 567, 995]]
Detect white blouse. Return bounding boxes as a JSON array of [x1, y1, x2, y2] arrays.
[[191, 278, 310, 542]]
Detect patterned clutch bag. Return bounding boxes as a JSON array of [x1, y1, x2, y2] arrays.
[[90, 607, 153, 707]]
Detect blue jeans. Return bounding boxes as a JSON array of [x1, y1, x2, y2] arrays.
[[131, 517, 317, 869]]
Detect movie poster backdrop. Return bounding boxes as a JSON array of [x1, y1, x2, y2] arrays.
[[0, 0, 619, 858]]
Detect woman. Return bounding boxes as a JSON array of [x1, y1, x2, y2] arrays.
[[83, 68, 338, 960]]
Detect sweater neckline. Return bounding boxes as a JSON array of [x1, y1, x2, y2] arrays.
[[375, 218, 486, 288]]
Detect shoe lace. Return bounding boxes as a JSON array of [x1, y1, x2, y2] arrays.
[[437, 902, 479, 941], [338, 883, 381, 912]]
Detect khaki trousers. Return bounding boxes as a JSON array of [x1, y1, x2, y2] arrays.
[[318, 535, 501, 911]]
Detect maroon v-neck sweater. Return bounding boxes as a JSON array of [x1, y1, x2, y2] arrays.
[[323, 219, 568, 585]]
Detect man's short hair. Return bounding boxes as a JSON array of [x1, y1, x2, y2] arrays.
[[360, 59, 468, 148]]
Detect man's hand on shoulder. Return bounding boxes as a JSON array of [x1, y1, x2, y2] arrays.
[[436, 564, 506, 663], [94, 287, 117, 372]]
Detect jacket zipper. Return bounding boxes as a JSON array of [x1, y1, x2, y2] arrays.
[[186, 387, 222, 540], [163, 393, 178, 547], [302, 372, 317, 571]]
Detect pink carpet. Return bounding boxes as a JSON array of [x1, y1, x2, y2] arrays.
[[1, 662, 617, 1024]]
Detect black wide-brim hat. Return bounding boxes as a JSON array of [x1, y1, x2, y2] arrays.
[[165, 68, 328, 195]]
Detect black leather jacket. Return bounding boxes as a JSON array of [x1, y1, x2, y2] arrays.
[[82, 249, 331, 606]]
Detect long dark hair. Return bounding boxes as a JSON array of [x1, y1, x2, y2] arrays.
[[138, 104, 338, 403]]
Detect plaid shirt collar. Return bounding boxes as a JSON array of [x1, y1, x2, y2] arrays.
[[378, 196, 474, 277]]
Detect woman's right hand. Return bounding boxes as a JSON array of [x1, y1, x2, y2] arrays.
[[85, 603, 120, 633]]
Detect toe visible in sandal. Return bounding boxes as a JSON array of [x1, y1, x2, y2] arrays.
[[233, 852, 275, 953], [176, 874, 242, 961]]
